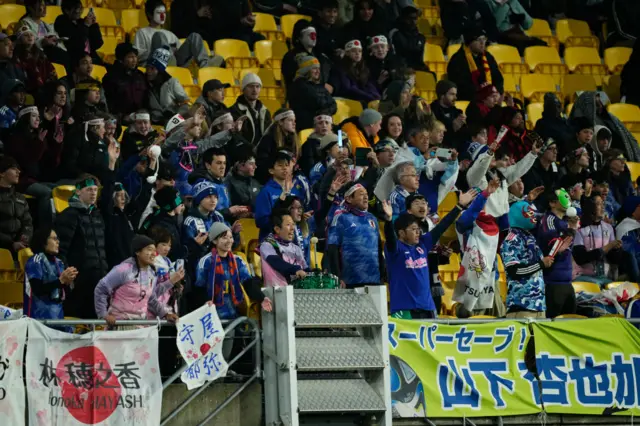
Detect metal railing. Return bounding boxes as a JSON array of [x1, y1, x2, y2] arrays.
[[39, 316, 261, 426]]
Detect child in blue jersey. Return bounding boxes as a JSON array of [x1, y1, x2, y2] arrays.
[[183, 181, 241, 275], [536, 189, 576, 318], [327, 182, 387, 287], [24, 228, 78, 321], [255, 151, 309, 240], [386, 189, 479, 319], [501, 201, 553, 319], [389, 161, 420, 220]]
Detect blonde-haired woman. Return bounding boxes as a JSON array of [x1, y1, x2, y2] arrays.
[[255, 108, 301, 183]]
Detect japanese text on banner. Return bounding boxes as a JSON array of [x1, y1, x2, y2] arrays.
[[0, 318, 27, 426], [389, 318, 540, 418], [177, 304, 228, 390], [26, 320, 162, 426], [532, 317, 640, 416]]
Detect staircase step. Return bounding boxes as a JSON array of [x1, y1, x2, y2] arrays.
[[297, 379, 386, 413], [294, 290, 383, 328], [296, 337, 384, 371]]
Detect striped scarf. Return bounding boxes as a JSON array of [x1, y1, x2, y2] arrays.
[[464, 45, 491, 87], [208, 248, 244, 307]]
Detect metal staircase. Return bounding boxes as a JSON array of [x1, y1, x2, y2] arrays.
[[262, 286, 391, 426]]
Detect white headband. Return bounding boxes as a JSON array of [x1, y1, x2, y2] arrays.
[[135, 113, 150, 121], [84, 118, 105, 141], [345, 40, 362, 51], [315, 115, 332, 124], [18, 106, 38, 119], [345, 183, 365, 198], [301, 27, 316, 36], [369, 35, 388, 48], [274, 110, 295, 122], [212, 112, 233, 127]]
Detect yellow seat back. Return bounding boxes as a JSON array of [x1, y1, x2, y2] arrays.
[[43, 5, 62, 24], [571, 281, 601, 294], [238, 218, 260, 257], [299, 128, 314, 145], [91, 64, 107, 81], [604, 47, 632, 74], [487, 44, 527, 76], [561, 74, 597, 104], [608, 103, 640, 132], [52, 185, 76, 213], [0, 4, 26, 30], [280, 14, 311, 40], [556, 19, 598, 48], [526, 102, 543, 130], [414, 70, 436, 101], [53, 62, 67, 79], [422, 43, 446, 80]]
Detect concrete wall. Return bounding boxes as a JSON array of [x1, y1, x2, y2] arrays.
[[161, 382, 262, 426]]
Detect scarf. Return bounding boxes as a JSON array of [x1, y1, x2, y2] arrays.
[[464, 45, 491, 87], [208, 248, 244, 307], [344, 203, 367, 217]]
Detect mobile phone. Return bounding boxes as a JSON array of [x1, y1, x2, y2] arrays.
[[355, 147, 370, 167], [176, 259, 184, 271], [435, 148, 453, 160]]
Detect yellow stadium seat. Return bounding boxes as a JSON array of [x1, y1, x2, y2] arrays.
[[417, 18, 432, 38], [280, 14, 311, 40], [603, 74, 621, 104], [604, 47, 631, 74], [0, 4, 25, 30], [423, 44, 446, 80], [627, 162, 640, 181], [299, 128, 314, 145], [561, 74, 597, 104], [497, 255, 507, 302], [441, 287, 454, 315], [333, 98, 363, 124], [503, 73, 521, 102], [520, 74, 559, 103], [526, 102, 543, 130], [456, 100, 469, 112], [254, 12, 284, 41], [84, 7, 117, 26], [254, 40, 288, 81], [439, 253, 460, 289], [566, 103, 574, 115], [368, 100, 379, 110], [524, 46, 567, 83], [17, 247, 33, 272], [261, 98, 282, 115], [214, 39, 259, 78], [99, 25, 125, 42], [414, 70, 436, 101], [525, 18, 559, 50], [198, 67, 235, 89], [121, 8, 147, 39], [90, 64, 107, 81], [52, 62, 67, 78], [556, 19, 599, 49], [166, 66, 194, 87], [564, 47, 607, 85], [97, 37, 119, 64], [238, 218, 259, 257], [0, 281, 22, 306], [0, 248, 15, 272], [436, 191, 459, 244], [421, 6, 440, 25], [446, 43, 460, 59], [43, 5, 62, 24], [607, 103, 640, 132], [487, 44, 527, 76], [572, 281, 601, 294], [52, 185, 75, 214]]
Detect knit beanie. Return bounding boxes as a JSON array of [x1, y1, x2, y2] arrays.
[[148, 46, 171, 72], [359, 108, 382, 127], [191, 180, 218, 206], [295, 54, 320, 79], [242, 72, 262, 90], [154, 186, 183, 212], [435, 80, 457, 99], [209, 222, 231, 242], [468, 142, 489, 162], [476, 83, 496, 102], [131, 234, 155, 254], [463, 25, 487, 45]]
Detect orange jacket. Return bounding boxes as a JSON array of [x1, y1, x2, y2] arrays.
[[341, 121, 379, 155]]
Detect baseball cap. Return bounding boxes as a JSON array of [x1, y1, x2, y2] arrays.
[[203, 79, 231, 93]]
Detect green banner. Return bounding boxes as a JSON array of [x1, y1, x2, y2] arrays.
[[532, 317, 640, 416], [390, 317, 640, 418], [389, 318, 540, 418]]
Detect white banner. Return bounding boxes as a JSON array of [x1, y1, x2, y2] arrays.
[[0, 305, 22, 321], [26, 321, 162, 425], [0, 318, 27, 426], [176, 304, 228, 390]]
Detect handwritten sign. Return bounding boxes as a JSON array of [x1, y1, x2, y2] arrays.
[[177, 304, 228, 390], [0, 318, 27, 426]]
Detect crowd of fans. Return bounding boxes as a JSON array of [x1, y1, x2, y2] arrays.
[[0, 0, 639, 366]]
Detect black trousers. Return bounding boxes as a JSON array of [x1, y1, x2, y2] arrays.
[[545, 284, 576, 318]]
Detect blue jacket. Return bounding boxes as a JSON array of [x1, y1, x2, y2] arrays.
[[255, 178, 309, 240], [0, 105, 17, 129], [389, 185, 413, 220], [24, 253, 66, 320], [537, 213, 573, 285]]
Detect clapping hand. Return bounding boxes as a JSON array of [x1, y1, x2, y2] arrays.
[[381, 200, 393, 221], [458, 188, 479, 207]]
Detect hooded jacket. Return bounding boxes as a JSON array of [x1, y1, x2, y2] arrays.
[[0, 186, 33, 251], [102, 62, 148, 119], [288, 77, 337, 131], [147, 72, 190, 123], [341, 116, 380, 155], [60, 126, 112, 182], [586, 125, 611, 172], [225, 168, 262, 210], [229, 95, 272, 145]]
